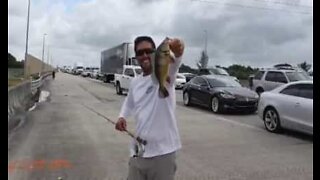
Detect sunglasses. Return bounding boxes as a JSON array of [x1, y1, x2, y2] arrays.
[[136, 48, 155, 56]]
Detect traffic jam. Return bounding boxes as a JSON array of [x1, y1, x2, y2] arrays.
[[60, 42, 313, 137]]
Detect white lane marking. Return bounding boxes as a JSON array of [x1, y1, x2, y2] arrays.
[[213, 115, 264, 131]]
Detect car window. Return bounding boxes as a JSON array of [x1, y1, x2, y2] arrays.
[[265, 71, 287, 83], [198, 78, 207, 85], [280, 84, 299, 96], [215, 68, 229, 76], [254, 71, 264, 80], [124, 68, 134, 77], [192, 77, 206, 85], [208, 78, 242, 87], [297, 84, 313, 99], [135, 68, 142, 75], [198, 69, 209, 75], [285, 72, 310, 82]]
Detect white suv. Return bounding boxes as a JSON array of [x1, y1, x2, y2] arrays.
[[251, 68, 311, 95]]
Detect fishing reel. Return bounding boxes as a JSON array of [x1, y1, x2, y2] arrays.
[[134, 137, 147, 157]]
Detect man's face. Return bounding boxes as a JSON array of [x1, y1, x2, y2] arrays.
[[135, 41, 155, 74]]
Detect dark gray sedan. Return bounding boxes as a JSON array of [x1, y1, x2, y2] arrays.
[[183, 75, 259, 113]]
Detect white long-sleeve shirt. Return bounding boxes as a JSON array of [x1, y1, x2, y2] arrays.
[[119, 57, 182, 158]]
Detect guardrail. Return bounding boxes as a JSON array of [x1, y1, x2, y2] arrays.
[[30, 72, 52, 95], [31, 76, 43, 95]]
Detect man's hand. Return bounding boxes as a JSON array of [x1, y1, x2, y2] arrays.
[[115, 117, 127, 131], [169, 38, 185, 58]]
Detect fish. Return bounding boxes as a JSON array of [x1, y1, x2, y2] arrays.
[[151, 37, 175, 98]]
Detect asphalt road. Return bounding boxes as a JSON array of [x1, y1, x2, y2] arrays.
[[8, 72, 313, 180]]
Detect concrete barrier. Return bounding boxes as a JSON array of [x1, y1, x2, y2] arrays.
[[8, 72, 52, 132], [8, 81, 32, 131]]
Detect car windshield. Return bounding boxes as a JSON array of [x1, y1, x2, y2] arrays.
[[286, 72, 311, 81], [208, 68, 229, 76], [135, 68, 142, 74], [207, 78, 242, 87]]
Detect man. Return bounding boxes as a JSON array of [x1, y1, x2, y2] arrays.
[[52, 70, 55, 79], [115, 36, 184, 180]]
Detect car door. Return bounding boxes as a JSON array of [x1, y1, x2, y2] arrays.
[[187, 77, 202, 104], [197, 78, 211, 105], [123, 68, 134, 89], [252, 70, 264, 90], [278, 83, 313, 133], [264, 71, 288, 91], [295, 84, 313, 133]]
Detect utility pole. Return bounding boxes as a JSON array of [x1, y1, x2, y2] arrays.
[[204, 30, 207, 53], [47, 46, 49, 72], [41, 33, 47, 74], [24, 0, 31, 78]]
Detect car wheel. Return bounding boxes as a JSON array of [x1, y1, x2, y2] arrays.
[[263, 107, 281, 133], [183, 92, 191, 106], [211, 96, 223, 113], [116, 82, 123, 95]]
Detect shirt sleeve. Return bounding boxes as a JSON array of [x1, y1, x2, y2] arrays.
[[168, 56, 183, 87], [119, 80, 135, 119]]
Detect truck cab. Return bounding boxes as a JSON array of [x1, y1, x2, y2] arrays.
[[115, 65, 142, 95]]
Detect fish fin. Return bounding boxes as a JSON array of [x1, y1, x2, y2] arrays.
[[159, 86, 169, 98], [166, 76, 171, 84]]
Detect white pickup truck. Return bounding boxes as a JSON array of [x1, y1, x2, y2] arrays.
[[114, 65, 142, 95]]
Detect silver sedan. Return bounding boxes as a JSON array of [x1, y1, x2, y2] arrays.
[[258, 80, 313, 135]]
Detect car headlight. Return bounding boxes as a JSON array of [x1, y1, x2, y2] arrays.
[[254, 94, 259, 99], [220, 92, 236, 99]]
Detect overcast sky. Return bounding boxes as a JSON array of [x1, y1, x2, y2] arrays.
[[8, 0, 313, 68]]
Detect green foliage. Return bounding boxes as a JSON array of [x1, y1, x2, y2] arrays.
[[179, 63, 258, 80], [297, 61, 311, 72], [8, 53, 24, 68], [179, 63, 198, 74], [227, 64, 258, 80]]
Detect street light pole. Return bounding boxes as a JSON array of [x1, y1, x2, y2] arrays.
[[41, 33, 47, 74], [204, 30, 207, 53], [24, 0, 31, 78], [47, 46, 50, 72]]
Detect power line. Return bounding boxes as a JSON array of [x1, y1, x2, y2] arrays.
[[191, 0, 312, 15]]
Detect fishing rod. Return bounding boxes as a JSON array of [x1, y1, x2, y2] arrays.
[[82, 104, 147, 157], [82, 104, 147, 145]]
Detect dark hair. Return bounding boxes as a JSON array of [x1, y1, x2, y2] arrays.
[[134, 36, 156, 53]]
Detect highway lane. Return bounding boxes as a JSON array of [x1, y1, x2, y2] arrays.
[[8, 72, 313, 180]]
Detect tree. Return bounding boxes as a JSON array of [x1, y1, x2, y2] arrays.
[[179, 63, 197, 74], [226, 64, 258, 80], [196, 50, 208, 69], [297, 61, 311, 72], [8, 53, 24, 68]]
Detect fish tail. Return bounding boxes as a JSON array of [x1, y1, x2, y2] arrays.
[[159, 86, 169, 98]]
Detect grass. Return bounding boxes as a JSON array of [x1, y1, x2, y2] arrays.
[[8, 78, 26, 88]]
